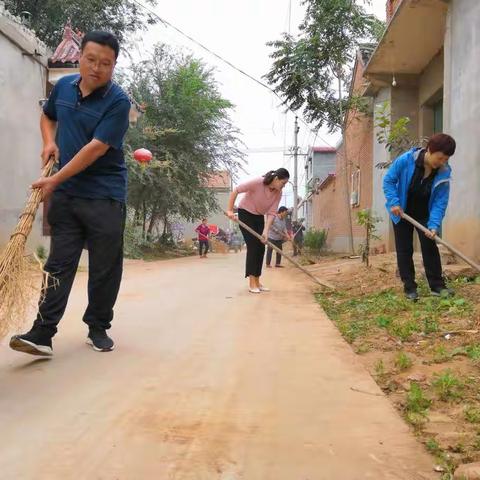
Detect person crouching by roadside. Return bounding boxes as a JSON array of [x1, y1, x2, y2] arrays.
[[383, 133, 456, 302], [266, 206, 291, 268]]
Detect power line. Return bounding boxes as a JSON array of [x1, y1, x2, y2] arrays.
[[131, 0, 336, 149]]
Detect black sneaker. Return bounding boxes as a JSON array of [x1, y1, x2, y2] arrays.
[[431, 287, 455, 298], [87, 329, 115, 352], [405, 290, 419, 302], [9, 329, 53, 357]]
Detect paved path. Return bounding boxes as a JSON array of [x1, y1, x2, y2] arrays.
[[0, 253, 436, 479]]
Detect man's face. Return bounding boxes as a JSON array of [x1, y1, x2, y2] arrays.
[[79, 41, 116, 90]]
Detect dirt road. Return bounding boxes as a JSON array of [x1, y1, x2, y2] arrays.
[[0, 253, 436, 479]]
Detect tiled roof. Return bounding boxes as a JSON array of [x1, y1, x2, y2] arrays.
[[311, 146, 336, 153], [50, 20, 83, 65]]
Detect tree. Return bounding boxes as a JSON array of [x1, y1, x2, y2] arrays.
[[4, 0, 157, 49], [356, 209, 381, 267], [122, 45, 244, 244], [374, 101, 421, 169], [265, 0, 384, 255], [265, 0, 383, 131]]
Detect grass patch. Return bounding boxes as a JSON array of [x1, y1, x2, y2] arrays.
[[374, 359, 386, 377], [432, 370, 464, 402], [405, 382, 431, 426], [395, 351, 413, 371], [425, 437, 441, 454], [464, 405, 480, 424], [317, 287, 474, 346]]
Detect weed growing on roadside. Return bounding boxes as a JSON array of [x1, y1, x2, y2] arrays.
[[395, 351, 413, 371], [374, 359, 386, 377], [432, 370, 464, 401], [464, 405, 480, 424], [405, 382, 431, 426]]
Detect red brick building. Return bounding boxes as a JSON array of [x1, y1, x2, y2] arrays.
[[311, 46, 375, 252]]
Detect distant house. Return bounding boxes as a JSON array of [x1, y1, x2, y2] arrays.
[[365, 0, 480, 261], [302, 147, 336, 229], [0, 4, 49, 250]]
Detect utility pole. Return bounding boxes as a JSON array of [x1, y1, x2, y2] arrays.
[[337, 71, 355, 255], [293, 116, 299, 222]]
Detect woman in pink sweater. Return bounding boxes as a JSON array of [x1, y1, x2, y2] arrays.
[[227, 168, 290, 293]]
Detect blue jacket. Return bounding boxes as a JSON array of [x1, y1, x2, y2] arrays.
[[383, 148, 451, 232]]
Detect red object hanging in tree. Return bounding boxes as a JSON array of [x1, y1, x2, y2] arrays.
[[133, 148, 153, 164]]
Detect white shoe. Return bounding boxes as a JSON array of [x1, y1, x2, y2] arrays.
[[249, 288, 261, 294], [259, 286, 270, 292]]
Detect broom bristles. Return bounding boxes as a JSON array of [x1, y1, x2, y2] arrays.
[[0, 158, 55, 339]]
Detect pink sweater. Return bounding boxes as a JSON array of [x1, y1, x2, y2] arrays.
[[235, 177, 282, 217]]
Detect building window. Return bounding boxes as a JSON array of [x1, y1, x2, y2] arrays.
[[350, 169, 361, 208], [433, 100, 443, 133]]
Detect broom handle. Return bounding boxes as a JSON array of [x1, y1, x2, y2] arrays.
[[225, 212, 334, 290], [401, 213, 480, 273]]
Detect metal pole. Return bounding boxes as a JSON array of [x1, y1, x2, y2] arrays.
[[338, 72, 355, 255], [293, 116, 299, 222]]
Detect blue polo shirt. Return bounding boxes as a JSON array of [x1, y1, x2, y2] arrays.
[[43, 74, 131, 202]]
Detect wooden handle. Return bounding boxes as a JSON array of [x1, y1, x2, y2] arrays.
[[401, 213, 480, 273], [225, 212, 335, 290]]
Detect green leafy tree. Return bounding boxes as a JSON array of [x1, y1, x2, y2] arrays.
[[265, 0, 384, 255], [122, 45, 244, 244], [265, 0, 383, 131], [4, 0, 157, 48], [374, 101, 423, 168]]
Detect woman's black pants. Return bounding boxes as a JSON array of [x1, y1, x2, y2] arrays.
[[238, 209, 265, 278]]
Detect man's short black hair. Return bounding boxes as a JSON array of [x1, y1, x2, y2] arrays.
[[81, 31, 120, 59], [278, 206, 288, 214]]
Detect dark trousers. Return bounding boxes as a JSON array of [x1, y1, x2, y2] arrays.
[[199, 240, 209, 256], [266, 239, 283, 266], [393, 219, 445, 292], [238, 208, 265, 278], [293, 239, 303, 256], [33, 192, 126, 337]]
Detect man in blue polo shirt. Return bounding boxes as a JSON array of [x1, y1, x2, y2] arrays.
[[10, 31, 131, 356]]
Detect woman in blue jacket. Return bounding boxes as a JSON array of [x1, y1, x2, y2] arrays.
[[383, 133, 456, 301]]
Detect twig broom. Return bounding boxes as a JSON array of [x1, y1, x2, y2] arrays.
[[0, 157, 56, 339]]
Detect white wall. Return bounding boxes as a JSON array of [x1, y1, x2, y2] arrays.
[[372, 87, 392, 248], [443, 0, 480, 261], [0, 5, 49, 252]]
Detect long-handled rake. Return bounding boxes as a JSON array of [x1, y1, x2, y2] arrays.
[[0, 157, 56, 339], [401, 213, 480, 273], [225, 212, 334, 290]]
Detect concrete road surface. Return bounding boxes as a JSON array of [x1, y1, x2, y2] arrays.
[[0, 253, 436, 479]]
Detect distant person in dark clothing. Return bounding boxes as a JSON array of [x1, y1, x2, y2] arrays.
[[292, 220, 306, 256], [383, 133, 456, 301], [195, 219, 211, 258], [266, 206, 291, 268]]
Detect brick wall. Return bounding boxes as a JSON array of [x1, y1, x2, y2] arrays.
[[310, 52, 373, 253]]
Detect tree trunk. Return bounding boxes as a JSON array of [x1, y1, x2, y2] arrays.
[[142, 200, 147, 240]]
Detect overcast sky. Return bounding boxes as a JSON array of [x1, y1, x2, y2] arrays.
[[127, 0, 387, 204]]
